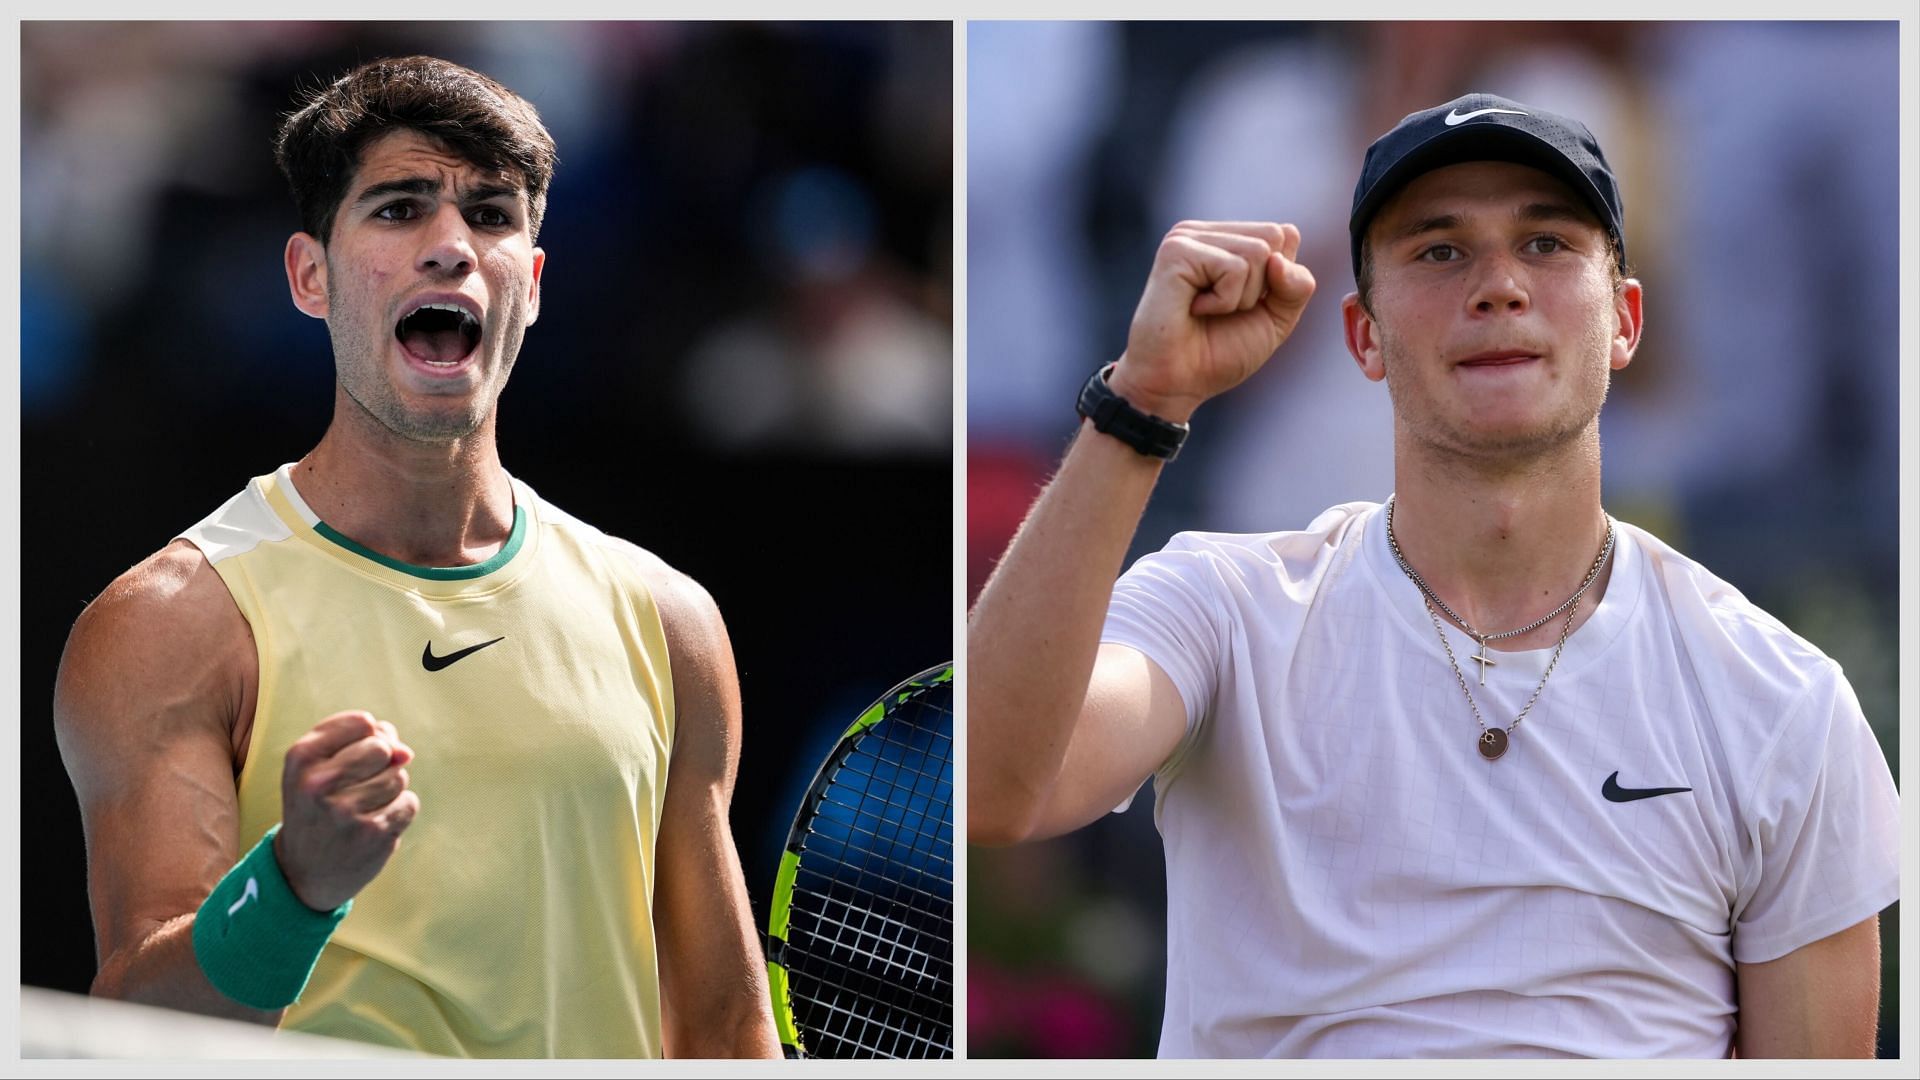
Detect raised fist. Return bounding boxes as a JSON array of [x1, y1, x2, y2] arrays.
[[274, 711, 419, 912], [1111, 220, 1317, 423]]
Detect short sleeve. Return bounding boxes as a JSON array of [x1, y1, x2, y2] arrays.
[[1731, 661, 1900, 963], [1100, 534, 1226, 778]]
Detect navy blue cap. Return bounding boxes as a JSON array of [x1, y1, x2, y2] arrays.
[[1348, 92, 1626, 280]]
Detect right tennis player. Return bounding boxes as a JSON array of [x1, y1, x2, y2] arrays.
[[968, 93, 1899, 1057], [53, 56, 780, 1058]]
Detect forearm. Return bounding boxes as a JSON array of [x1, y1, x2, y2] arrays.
[[664, 990, 780, 1059], [654, 784, 781, 1059], [92, 915, 284, 1026], [967, 421, 1163, 842], [970, 220, 1314, 841], [660, 883, 781, 1058]]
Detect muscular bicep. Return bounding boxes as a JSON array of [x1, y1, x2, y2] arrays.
[[646, 569, 779, 1058], [53, 542, 254, 970], [1022, 643, 1191, 842], [1734, 913, 1883, 1058]]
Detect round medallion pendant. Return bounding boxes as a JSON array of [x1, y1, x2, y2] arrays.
[[1478, 727, 1509, 761]]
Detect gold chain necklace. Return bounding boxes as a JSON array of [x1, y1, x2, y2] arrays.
[[1385, 497, 1616, 761]]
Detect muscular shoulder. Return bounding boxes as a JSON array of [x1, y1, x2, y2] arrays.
[[55, 540, 255, 782], [617, 544, 731, 680], [529, 490, 721, 638], [606, 544, 740, 769], [524, 488, 736, 731]]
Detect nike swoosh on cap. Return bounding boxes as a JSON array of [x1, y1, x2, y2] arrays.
[[1445, 106, 1530, 126]]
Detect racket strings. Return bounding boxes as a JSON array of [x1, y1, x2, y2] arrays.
[[786, 681, 953, 1058], [802, 986, 949, 1057], [790, 874, 953, 958], [791, 897, 951, 991], [792, 717, 951, 945], [800, 693, 954, 907]]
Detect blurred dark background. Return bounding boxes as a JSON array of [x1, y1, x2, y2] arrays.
[[21, 21, 951, 1001], [967, 20, 1901, 1058]]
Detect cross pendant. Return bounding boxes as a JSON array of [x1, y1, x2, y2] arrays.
[[1470, 637, 1497, 685]]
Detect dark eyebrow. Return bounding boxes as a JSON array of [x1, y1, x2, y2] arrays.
[[463, 185, 522, 205], [351, 176, 524, 209], [351, 176, 441, 208]]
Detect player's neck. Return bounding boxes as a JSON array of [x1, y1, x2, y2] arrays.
[[294, 406, 516, 571], [1388, 429, 1611, 650]]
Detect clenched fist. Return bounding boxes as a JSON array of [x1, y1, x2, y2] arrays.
[[1110, 221, 1318, 423], [274, 711, 419, 912]]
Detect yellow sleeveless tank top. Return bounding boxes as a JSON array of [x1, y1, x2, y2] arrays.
[[180, 464, 673, 1057]]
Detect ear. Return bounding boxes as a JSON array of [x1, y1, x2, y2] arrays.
[[285, 233, 329, 319], [526, 247, 545, 327], [1341, 292, 1387, 383], [1611, 277, 1643, 371]]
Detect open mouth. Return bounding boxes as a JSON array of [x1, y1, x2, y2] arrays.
[[395, 303, 482, 367]]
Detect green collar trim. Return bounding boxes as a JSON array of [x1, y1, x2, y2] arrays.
[[312, 504, 527, 581]]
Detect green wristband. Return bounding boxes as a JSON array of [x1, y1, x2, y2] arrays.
[[191, 824, 350, 1010]]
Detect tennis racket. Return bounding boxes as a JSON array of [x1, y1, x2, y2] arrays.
[[766, 663, 954, 1059]]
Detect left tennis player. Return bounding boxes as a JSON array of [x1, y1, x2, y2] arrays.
[[54, 55, 780, 1058]]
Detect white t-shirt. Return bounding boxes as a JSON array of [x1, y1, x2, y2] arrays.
[[1101, 500, 1900, 1058]]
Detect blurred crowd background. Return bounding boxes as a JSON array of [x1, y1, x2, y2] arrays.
[[967, 21, 1901, 1058], [20, 21, 951, 1003]]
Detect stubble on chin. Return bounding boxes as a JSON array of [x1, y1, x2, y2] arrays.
[[332, 338, 492, 444], [1380, 339, 1612, 467]]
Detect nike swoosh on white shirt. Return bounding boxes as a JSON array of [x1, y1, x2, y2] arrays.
[[227, 876, 259, 917], [1445, 106, 1529, 126]]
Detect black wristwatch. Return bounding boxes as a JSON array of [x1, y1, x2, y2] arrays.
[[1076, 363, 1190, 460]]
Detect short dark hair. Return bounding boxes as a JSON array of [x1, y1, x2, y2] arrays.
[[274, 55, 558, 245], [1354, 229, 1629, 314]]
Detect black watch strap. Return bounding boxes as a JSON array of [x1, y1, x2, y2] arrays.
[[1075, 363, 1190, 461]]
